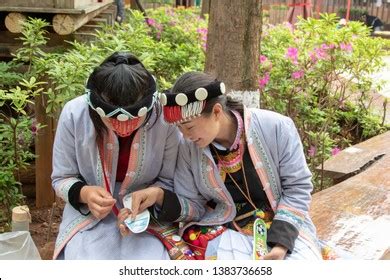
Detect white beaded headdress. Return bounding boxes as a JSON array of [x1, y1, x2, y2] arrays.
[[161, 80, 226, 124], [86, 76, 158, 122]]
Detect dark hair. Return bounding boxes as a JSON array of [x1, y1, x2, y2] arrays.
[[171, 71, 243, 116], [87, 51, 159, 140]]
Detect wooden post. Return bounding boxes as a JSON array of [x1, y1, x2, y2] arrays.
[[35, 93, 55, 208], [346, 0, 351, 21], [5, 12, 27, 33]]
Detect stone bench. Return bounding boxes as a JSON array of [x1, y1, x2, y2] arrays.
[[311, 131, 390, 259], [317, 131, 390, 183]]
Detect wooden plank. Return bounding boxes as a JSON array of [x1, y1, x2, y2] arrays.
[[0, 7, 85, 14], [317, 131, 390, 179], [1, 0, 98, 9], [35, 93, 56, 208], [2, 0, 55, 8], [311, 154, 390, 259], [0, 1, 114, 14], [55, 0, 72, 8]]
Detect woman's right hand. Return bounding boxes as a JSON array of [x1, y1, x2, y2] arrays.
[[117, 208, 132, 237], [79, 186, 116, 219]]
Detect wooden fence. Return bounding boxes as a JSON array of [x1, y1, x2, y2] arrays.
[[263, 0, 390, 26]]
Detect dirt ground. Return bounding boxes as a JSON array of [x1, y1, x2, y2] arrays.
[[27, 197, 64, 260]]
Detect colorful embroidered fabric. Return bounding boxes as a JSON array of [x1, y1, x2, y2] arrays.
[[146, 219, 196, 260], [214, 110, 246, 179], [182, 225, 226, 260]]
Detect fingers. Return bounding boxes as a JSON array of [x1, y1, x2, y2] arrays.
[[262, 252, 280, 260], [262, 246, 287, 260], [130, 193, 153, 219], [117, 208, 132, 237], [117, 208, 131, 224], [90, 204, 112, 219], [84, 187, 116, 219], [98, 196, 116, 207], [261, 253, 272, 260], [129, 187, 162, 219], [119, 223, 131, 237], [95, 188, 116, 206], [130, 194, 142, 219]]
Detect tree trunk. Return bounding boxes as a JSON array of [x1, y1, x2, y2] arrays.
[[205, 0, 262, 92], [200, 0, 211, 18]]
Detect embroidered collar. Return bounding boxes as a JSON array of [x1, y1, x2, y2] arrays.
[[211, 110, 244, 151]]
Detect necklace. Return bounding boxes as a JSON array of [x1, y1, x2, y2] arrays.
[[211, 144, 257, 211]]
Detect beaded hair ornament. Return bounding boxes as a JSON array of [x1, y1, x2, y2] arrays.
[[161, 80, 226, 124], [86, 58, 159, 122]]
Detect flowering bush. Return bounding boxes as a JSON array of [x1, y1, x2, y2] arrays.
[[34, 8, 207, 114], [0, 9, 206, 228], [259, 14, 389, 190]]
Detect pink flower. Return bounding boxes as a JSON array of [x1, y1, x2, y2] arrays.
[[259, 54, 272, 70], [146, 18, 156, 26], [291, 70, 304, 79], [196, 27, 208, 35], [285, 47, 298, 62], [339, 42, 353, 52], [258, 73, 270, 89], [259, 55, 268, 63], [331, 147, 341, 156], [196, 28, 208, 51], [314, 47, 327, 60], [321, 43, 330, 50], [308, 146, 317, 157], [309, 51, 318, 63]]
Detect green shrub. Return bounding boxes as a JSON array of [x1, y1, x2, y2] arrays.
[[259, 14, 389, 190]]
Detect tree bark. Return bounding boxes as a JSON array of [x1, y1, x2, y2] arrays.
[[205, 0, 262, 92], [200, 0, 211, 18]]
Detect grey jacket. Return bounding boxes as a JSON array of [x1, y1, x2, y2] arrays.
[[173, 108, 320, 252], [51, 95, 180, 259]]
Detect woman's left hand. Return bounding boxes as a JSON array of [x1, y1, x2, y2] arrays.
[[129, 186, 164, 219], [261, 244, 288, 260]]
